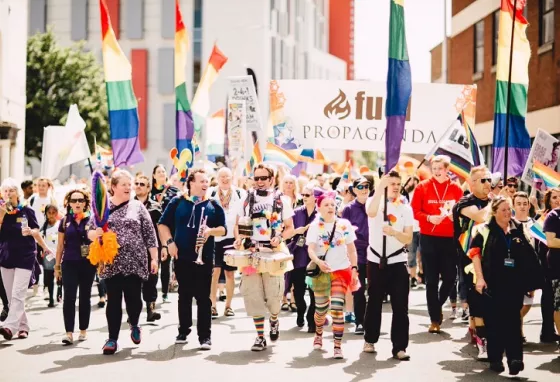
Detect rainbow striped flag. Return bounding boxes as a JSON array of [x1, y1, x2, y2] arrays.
[[533, 161, 560, 189], [263, 142, 299, 170], [530, 216, 547, 244], [99, 0, 143, 167], [175, 0, 195, 167], [385, 0, 412, 172], [243, 140, 263, 177], [491, 0, 531, 176], [191, 44, 228, 135]]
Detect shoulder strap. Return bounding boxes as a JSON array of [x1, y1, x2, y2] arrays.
[[110, 200, 130, 215], [29, 195, 35, 206], [236, 189, 242, 199], [211, 190, 217, 198], [320, 220, 337, 260]]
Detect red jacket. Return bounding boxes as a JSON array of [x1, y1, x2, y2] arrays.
[[411, 177, 463, 237]]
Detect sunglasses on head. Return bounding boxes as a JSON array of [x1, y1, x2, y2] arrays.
[[135, 182, 147, 187], [254, 176, 270, 182], [356, 184, 370, 190], [479, 178, 492, 184], [507, 183, 518, 189], [69, 198, 85, 204], [301, 193, 312, 198]]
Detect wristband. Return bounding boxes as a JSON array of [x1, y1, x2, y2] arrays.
[[351, 266, 358, 271]]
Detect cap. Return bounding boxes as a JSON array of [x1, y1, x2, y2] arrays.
[[490, 172, 502, 188], [353, 177, 369, 188]]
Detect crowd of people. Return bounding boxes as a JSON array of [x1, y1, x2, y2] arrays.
[[0, 155, 559, 375]]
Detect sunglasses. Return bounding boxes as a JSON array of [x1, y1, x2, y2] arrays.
[[356, 184, 370, 190], [135, 182, 147, 187], [301, 193, 312, 198], [496, 185, 504, 189], [479, 178, 492, 184], [254, 176, 271, 182], [69, 198, 85, 204], [507, 183, 518, 189]]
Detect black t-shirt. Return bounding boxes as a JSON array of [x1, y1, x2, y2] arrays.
[[543, 208, 560, 279], [453, 194, 490, 259]]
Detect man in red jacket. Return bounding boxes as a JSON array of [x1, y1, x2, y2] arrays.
[[411, 155, 463, 333]]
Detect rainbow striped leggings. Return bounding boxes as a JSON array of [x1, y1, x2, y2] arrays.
[[313, 270, 350, 348]]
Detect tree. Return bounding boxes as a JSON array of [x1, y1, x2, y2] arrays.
[[26, 28, 109, 160]]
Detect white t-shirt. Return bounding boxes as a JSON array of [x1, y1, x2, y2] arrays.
[[209, 186, 247, 241], [43, 221, 60, 253], [306, 218, 356, 271], [239, 190, 294, 242], [367, 198, 413, 265], [29, 195, 55, 227]]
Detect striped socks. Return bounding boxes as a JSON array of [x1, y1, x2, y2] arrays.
[[253, 316, 265, 337]]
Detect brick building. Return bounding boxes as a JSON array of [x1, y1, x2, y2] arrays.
[[431, 0, 559, 167]]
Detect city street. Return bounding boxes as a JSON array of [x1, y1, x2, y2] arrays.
[[1, 280, 559, 382]]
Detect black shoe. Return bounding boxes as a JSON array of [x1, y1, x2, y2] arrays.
[[175, 333, 188, 344], [219, 292, 226, 302], [47, 302, 55, 308], [0, 307, 8, 322], [251, 336, 267, 351], [355, 324, 365, 335], [522, 336, 527, 344], [489, 362, 505, 373], [0, 327, 13, 341], [296, 316, 304, 328], [508, 360, 524, 376], [270, 319, 279, 342], [97, 300, 106, 308], [199, 338, 212, 350], [307, 326, 316, 333], [540, 333, 560, 343], [410, 277, 417, 289], [146, 302, 161, 322]]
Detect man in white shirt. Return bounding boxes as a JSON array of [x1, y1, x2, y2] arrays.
[[363, 171, 413, 361], [209, 167, 246, 318]]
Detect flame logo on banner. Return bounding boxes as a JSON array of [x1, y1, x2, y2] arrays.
[[324, 89, 351, 120]]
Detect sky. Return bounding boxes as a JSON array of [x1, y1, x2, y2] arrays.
[[354, 0, 450, 83]]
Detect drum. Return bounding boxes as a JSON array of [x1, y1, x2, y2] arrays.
[[238, 216, 253, 237], [224, 249, 253, 267], [254, 250, 294, 274]]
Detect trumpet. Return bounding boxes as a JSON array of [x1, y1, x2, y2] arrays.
[[194, 207, 207, 265]]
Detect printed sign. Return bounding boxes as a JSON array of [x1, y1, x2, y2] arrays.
[[521, 129, 559, 190], [227, 76, 262, 131], [227, 100, 247, 160]]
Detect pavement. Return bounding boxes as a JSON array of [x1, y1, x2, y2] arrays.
[[1, 279, 559, 382]]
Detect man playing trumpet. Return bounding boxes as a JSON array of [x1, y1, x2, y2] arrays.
[[158, 169, 226, 350]]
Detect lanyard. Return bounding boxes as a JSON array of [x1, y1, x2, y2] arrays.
[[499, 229, 512, 258], [432, 180, 450, 205]]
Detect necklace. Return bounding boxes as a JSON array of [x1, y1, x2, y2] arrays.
[[6, 201, 23, 215], [317, 217, 348, 251]]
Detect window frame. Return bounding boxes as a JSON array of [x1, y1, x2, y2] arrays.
[[539, 0, 555, 46], [473, 20, 485, 74]]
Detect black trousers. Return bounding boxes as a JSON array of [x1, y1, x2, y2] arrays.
[[0, 270, 8, 308], [420, 235, 457, 322], [44, 269, 55, 304], [541, 278, 556, 338], [353, 263, 367, 326], [105, 274, 143, 340], [484, 291, 524, 364], [161, 256, 171, 296], [142, 252, 158, 303], [61, 260, 96, 332], [291, 267, 315, 327], [175, 260, 213, 341], [364, 261, 409, 354]]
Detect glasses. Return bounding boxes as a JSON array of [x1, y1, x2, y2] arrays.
[[496, 185, 504, 189], [478, 178, 492, 184], [356, 184, 370, 190], [301, 193, 312, 198], [135, 182, 147, 187], [254, 176, 271, 182], [69, 198, 85, 204], [507, 183, 518, 189]]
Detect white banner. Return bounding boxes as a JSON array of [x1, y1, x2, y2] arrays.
[[227, 76, 262, 131], [270, 80, 476, 154], [521, 129, 559, 189], [227, 100, 247, 160]]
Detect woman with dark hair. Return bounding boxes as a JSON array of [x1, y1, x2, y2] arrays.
[[54, 188, 96, 345]]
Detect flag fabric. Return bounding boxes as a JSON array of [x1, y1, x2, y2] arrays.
[[191, 44, 228, 134], [99, 0, 143, 167], [299, 149, 329, 165], [243, 141, 263, 177], [263, 142, 299, 170], [385, 0, 412, 172], [426, 113, 485, 180], [175, 0, 195, 167], [342, 161, 352, 182], [530, 216, 547, 244], [491, 0, 531, 176], [532, 161, 560, 189]]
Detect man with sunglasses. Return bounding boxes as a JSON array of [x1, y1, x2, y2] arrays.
[[453, 166, 493, 360], [341, 177, 371, 334], [234, 163, 295, 351], [133, 175, 163, 323], [504, 177, 519, 199]]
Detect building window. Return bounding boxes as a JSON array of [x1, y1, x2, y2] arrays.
[[474, 21, 484, 74], [29, 0, 47, 35], [539, 0, 554, 46], [492, 11, 499, 66], [158, 48, 174, 95], [163, 103, 175, 150], [161, 0, 175, 39], [271, 36, 277, 79], [71, 0, 89, 41], [193, 0, 203, 94], [126, 0, 144, 39]]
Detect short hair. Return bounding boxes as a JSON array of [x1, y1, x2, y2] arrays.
[[186, 169, 208, 191], [217, 167, 232, 177], [1, 178, 22, 200], [469, 165, 488, 178], [512, 191, 529, 205], [253, 163, 274, 178], [506, 176, 519, 185], [36, 176, 54, 189], [136, 174, 150, 184], [110, 170, 133, 195], [21, 180, 33, 189], [388, 170, 401, 179], [431, 155, 451, 168], [544, 187, 560, 211], [490, 196, 511, 216]]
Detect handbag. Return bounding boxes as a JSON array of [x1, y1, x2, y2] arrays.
[[306, 221, 337, 278]]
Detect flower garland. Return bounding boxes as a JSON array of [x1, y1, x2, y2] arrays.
[[5, 202, 24, 215], [317, 217, 349, 251], [254, 210, 281, 237]]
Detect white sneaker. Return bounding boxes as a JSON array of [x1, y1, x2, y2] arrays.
[[450, 307, 458, 320], [477, 337, 488, 360]]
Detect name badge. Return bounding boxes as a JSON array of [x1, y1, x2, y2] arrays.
[[296, 236, 306, 247], [16, 218, 22, 223], [80, 245, 90, 258], [504, 258, 515, 268]]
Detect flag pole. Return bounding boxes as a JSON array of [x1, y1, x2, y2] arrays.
[[503, 0, 518, 180]]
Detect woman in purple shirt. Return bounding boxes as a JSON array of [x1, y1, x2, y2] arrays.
[[0, 178, 51, 341], [54, 188, 96, 346]]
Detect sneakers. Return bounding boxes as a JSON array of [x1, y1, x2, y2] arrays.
[[146, 302, 161, 322], [270, 319, 279, 342], [17, 331, 28, 339], [78, 332, 87, 341], [428, 322, 441, 334], [62, 334, 73, 345], [97, 299, 106, 308], [489, 361, 505, 373], [344, 312, 356, 323], [354, 324, 365, 335], [175, 333, 188, 344], [508, 360, 524, 376], [313, 335, 323, 350], [224, 307, 235, 317], [449, 307, 457, 320], [363, 342, 376, 353], [251, 336, 267, 351], [296, 316, 305, 328], [461, 307, 470, 321], [130, 326, 141, 345], [476, 337, 488, 360], [410, 277, 417, 289], [102, 339, 118, 355], [393, 350, 411, 361], [0, 327, 13, 341], [162, 294, 169, 304], [200, 338, 212, 350], [211, 306, 218, 319], [333, 347, 343, 359]]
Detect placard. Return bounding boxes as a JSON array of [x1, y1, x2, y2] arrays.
[[227, 100, 247, 160], [521, 129, 559, 189], [227, 76, 262, 131]]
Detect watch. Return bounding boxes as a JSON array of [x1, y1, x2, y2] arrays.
[[351, 266, 358, 271], [166, 238, 174, 246]]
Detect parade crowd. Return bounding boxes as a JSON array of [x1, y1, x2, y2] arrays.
[[0, 155, 559, 376]]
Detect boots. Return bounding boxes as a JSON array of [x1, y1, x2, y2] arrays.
[[146, 302, 161, 322]]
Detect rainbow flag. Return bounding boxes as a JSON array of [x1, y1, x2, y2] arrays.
[[263, 142, 299, 170], [99, 0, 143, 167], [191, 44, 228, 134], [175, 0, 195, 167], [299, 149, 329, 165], [385, 0, 412, 172], [530, 216, 547, 244], [243, 140, 263, 177], [533, 161, 560, 189], [491, 0, 531, 176]]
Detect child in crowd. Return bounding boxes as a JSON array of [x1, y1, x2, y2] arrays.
[[41, 204, 62, 307]]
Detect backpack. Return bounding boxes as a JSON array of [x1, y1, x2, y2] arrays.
[[211, 188, 242, 200]]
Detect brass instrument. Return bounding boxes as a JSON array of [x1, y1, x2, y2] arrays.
[[194, 207, 207, 265]]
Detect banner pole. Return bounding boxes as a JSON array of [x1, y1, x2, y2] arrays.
[[503, 0, 518, 179]]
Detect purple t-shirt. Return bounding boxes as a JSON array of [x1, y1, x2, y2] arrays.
[[287, 206, 317, 269], [0, 206, 40, 270], [59, 215, 92, 262], [543, 208, 560, 279], [341, 199, 369, 264]]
